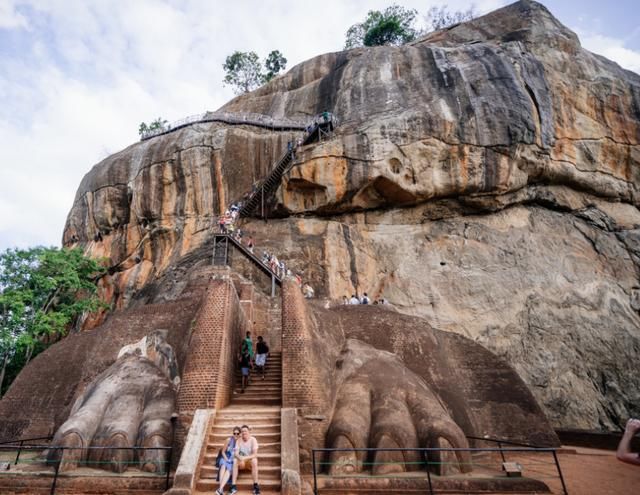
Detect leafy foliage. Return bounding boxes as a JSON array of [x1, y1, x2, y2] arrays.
[[138, 117, 168, 137], [344, 3, 477, 49], [424, 5, 476, 32], [0, 247, 107, 395], [345, 4, 418, 48], [264, 50, 288, 82], [223, 50, 288, 94]]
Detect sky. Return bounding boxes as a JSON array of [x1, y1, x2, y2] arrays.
[[0, 0, 639, 251]]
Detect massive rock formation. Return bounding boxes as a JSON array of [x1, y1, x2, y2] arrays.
[[61, 0, 640, 430]]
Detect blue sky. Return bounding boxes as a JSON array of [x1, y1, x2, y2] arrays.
[[0, 0, 639, 251]]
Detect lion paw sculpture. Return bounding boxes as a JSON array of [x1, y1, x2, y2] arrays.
[[326, 339, 472, 476], [47, 330, 179, 474]]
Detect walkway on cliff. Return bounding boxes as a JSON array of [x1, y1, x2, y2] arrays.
[[140, 110, 336, 141]]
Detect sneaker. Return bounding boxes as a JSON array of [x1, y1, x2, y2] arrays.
[[230, 486, 238, 495], [215, 489, 224, 495]]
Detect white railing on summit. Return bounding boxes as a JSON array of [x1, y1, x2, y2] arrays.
[[140, 111, 317, 140]]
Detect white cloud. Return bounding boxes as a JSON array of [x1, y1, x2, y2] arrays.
[[3, 0, 635, 253], [0, 0, 28, 30], [577, 31, 640, 74]]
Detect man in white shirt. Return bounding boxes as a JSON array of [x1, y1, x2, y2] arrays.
[[230, 425, 260, 494], [349, 294, 360, 304]]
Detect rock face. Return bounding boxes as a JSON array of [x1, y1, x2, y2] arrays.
[[62, 1, 640, 429]]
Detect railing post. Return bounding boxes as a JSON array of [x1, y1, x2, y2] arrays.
[[498, 441, 507, 463], [50, 448, 61, 495], [271, 274, 276, 297], [425, 449, 434, 495], [14, 439, 23, 465], [166, 413, 178, 490], [552, 450, 569, 495], [312, 449, 318, 495]]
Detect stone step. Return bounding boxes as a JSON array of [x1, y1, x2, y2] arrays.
[[199, 466, 281, 482], [214, 417, 281, 427], [195, 478, 281, 493], [212, 423, 280, 432], [232, 383, 282, 390], [233, 382, 282, 389], [209, 431, 280, 443], [205, 442, 281, 455], [232, 391, 282, 399], [231, 397, 281, 406], [233, 377, 282, 384], [202, 453, 282, 468], [216, 411, 281, 420], [221, 406, 280, 414]]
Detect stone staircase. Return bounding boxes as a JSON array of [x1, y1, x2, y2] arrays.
[[196, 352, 282, 494]]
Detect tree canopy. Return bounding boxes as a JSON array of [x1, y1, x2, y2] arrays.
[[0, 246, 106, 395], [345, 4, 418, 48], [223, 50, 288, 95], [138, 117, 168, 138], [344, 3, 476, 49]]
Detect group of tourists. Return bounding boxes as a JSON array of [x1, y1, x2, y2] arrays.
[[218, 202, 243, 235], [216, 424, 261, 495], [342, 292, 387, 305], [238, 331, 270, 392]]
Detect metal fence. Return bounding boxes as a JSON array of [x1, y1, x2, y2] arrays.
[[311, 444, 568, 495], [139, 110, 339, 140], [0, 442, 173, 495]]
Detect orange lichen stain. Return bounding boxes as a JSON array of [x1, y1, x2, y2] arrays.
[[214, 151, 226, 214]]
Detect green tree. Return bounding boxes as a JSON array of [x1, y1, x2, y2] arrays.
[[264, 50, 287, 82], [345, 4, 418, 48], [138, 117, 168, 138], [0, 247, 107, 395], [223, 51, 264, 94], [223, 50, 288, 94]]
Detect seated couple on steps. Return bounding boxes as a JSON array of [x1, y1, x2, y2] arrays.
[[217, 425, 260, 495]]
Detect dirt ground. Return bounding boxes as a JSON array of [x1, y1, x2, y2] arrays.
[[550, 447, 640, 495]]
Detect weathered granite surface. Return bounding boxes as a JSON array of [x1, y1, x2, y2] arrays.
[[60, 1, 640, 429]]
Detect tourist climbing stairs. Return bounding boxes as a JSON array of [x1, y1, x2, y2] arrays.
[[195, 352, 283, 494], [212, 234, 282, 295], [239, 149, 295, 217], [239, 114, 336, 218]]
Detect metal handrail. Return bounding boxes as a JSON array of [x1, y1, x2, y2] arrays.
[[140, 111, 338, 141], [311, 446, 568, 495], [0, 444, 173, 495], [0, 435, 53, 446]]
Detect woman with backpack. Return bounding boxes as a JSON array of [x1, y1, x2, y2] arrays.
[[216, 426, 241, 495]]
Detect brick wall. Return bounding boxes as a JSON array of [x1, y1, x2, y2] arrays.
[[281, 278, 332, 471], [175, 272, 251, 455]]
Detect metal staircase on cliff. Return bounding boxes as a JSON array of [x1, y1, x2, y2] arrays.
[[239, 114, 336, 218], [212, 233, 282, 296]]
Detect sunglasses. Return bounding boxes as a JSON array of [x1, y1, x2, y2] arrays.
[[233, 432, 240, 436]]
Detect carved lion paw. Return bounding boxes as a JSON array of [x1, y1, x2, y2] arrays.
[[47, 331, 178, 474], [326, 340, 472, 476]]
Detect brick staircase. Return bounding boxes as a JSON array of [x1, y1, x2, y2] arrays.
[[196, 352, 282, 494]]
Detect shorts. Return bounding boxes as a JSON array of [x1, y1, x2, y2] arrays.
[[255, 354, 267, 367], [241, 367, 250, 376]]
